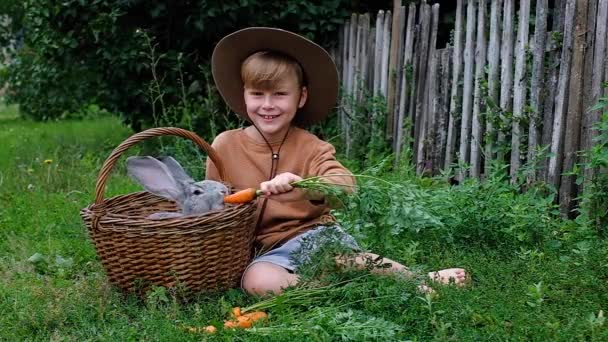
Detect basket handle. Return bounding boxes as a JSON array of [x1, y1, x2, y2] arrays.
[[92, 127, 226, 206]]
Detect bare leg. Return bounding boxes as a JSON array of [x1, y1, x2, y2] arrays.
[[241, 253, 467, 296], [336, 252, 467, 286], [241, 261, 299, 296]]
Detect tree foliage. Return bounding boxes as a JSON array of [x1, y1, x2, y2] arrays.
[[0, 0, 387, 132]]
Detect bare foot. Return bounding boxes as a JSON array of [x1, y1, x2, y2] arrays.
[[427, 268, 467, 286]]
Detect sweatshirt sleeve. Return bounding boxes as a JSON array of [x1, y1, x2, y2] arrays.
[[309, 141, 356, 190]]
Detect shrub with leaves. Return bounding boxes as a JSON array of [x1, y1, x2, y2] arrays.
[[0, 0, 379, 132]]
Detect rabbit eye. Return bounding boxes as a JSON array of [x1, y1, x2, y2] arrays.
[[193, 189, 203, 195]]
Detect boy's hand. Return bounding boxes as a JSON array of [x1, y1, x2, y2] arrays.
[[260, 172, 325, 202], [260, 172, 302, 196]]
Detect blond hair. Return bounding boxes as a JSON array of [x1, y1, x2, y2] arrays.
[[241, 51, 305, 90]]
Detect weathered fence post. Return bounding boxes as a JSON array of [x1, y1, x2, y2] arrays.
[[485, 0, 503, 176], [373, 11, 385, 96], [583, 0, 608, 184], [417, 4, 440, 174], [413, 3, 432, 169], [527, 0, 548, 183], [510, 0, 531, 181], [471, 0, 487, 178], [380, 11, 392, 98], [445, 0, 464, 170], [561, 0, 589, 215], [498, 0, 514, 162], [548, 0, 576, 189], [395, 4, 416, 164], [458, 0, 476, 179], [386, 0, 403, 137]]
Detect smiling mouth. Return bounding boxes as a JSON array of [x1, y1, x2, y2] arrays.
[[259, 114, 281, 120]]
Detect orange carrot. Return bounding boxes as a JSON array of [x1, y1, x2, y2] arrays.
[[184, 325, 217, 334], [236, 316, 253, 328], [240, 311, 268, 322], [232, 307, 242, 318], [224, 188, 263, 204], [223, 311, 268, 329], [223, 320, 238, 329]]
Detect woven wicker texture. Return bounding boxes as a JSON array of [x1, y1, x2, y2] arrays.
[[80, 127, 257, 293]]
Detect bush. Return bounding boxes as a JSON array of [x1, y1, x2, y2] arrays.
[[1, 0, 384, 133]]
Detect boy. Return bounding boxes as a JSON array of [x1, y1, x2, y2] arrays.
[[206, 27, 467, 296]]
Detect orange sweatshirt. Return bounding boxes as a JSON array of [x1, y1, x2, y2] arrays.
[[205, 126, 354, 250]]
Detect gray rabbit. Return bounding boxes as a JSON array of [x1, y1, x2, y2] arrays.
[[126, 156, 229, 219]]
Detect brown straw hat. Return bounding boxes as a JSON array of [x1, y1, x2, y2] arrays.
[[211, 27, 339, 126]]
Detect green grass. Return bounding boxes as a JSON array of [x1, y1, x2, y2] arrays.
[[1, 105, 607, 341]]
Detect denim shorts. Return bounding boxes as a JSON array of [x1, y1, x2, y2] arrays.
[[241, 225, 360, 285]]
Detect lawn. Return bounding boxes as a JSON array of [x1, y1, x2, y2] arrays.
[[1, 105, 607, 341]]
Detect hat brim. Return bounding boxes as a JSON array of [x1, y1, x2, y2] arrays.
[[211, 27, 339, 127]]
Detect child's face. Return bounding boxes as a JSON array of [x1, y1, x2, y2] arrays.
[[243, 76, 307, 140]]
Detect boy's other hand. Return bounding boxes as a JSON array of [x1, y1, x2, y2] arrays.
[[260, 172, 303, 196]]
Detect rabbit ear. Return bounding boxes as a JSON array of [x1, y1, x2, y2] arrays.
[[126, 156, 185, 203], [158, 156, 195, 184]]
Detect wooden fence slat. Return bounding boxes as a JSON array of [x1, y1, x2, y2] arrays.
[[540, 33, 560, 181], [527, 0, 548, 182], [581, 0, 598, 136], [407, 6, 422, 150], [436, 48, 452, 170], [380, 11, 392, 97], [367, 26, 376, 91], [458, 0, 477, 179], [386, 0, 403, 137], [561, 0, 590, 215], [373, 11, 384, 96], [605, 9, 608, 99], [354, 14, 362, 98], [417, 4, 439, 174], [393, 6, 407, 144], [471, 0, 487, 178], [445, 0, 464, 169], [509, 0, 531, 180], [584, 0, 608, 183], [498, 0, 514, 161], [358, 14, 370, 102], [485, 0, 503, 176], [548, 0, 576, 188], [340, 20, 349, 129], [345, 14, 357, 156], [414, 3, 432, 168], [554, 0, 567, 32], [395, 4, 417, 163]]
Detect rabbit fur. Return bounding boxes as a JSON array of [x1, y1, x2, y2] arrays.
[[126, 156, 229, 219]]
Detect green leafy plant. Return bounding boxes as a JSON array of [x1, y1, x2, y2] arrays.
[[1, 0, 361, 132]]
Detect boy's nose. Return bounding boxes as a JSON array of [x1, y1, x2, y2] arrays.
[[262, 96, 275, 109]]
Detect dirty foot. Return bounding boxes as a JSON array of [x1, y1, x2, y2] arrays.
[[427, 268, 467, 286]]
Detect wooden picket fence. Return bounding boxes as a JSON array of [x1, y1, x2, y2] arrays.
[[329, 0, 608, 214]]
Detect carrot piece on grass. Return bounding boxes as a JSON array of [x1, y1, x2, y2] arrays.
[[224, 188, 261, 204], [232, 307, 242, 318], [185, 325, 217, 334], [224, 320, 238, 329], [224, 311, 268, 329]]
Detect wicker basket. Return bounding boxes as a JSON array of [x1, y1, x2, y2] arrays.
[[80, 127, 257, 294]]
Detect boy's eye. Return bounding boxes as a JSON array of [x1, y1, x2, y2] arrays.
[[275, 91, 288, 96]]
